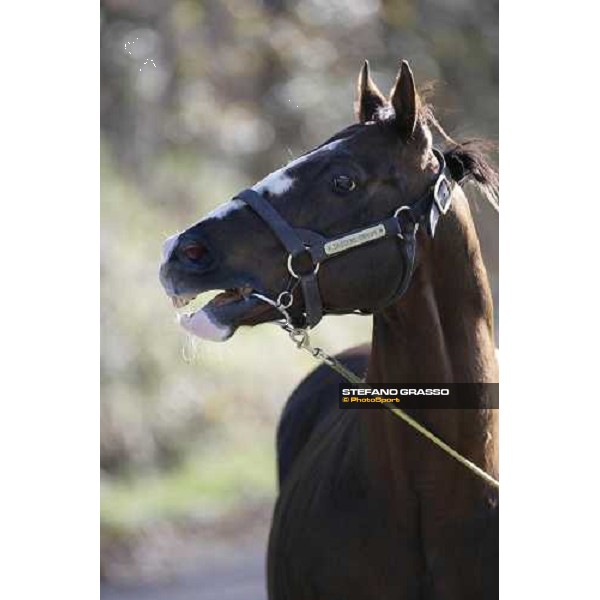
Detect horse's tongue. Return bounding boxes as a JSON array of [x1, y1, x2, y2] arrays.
[[212, 289, 243, 306], [178, 309, 232, 341]]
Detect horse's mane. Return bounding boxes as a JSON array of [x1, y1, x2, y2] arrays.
[[420, 103, 499, 211], [373, 93, 499, 211]]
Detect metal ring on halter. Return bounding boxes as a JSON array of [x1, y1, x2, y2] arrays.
[[394, 206, 419, 241], [250, 291, 292, 325], [287, 252, 320, 279], [277, 290, 294, 309]]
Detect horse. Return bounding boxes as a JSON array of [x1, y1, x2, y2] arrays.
[[159, 59, 499, 600], [277, 344, 368, 484]]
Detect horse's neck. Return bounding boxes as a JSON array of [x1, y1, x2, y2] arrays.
[[367, 189, 497, 384], [365, 189, 498, 500]]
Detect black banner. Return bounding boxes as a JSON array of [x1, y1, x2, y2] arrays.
[[338, 384, 499, 409]]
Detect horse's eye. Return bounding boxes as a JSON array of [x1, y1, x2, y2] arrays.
[[182, 242, 208, 262], [333, 175, 356, 193]]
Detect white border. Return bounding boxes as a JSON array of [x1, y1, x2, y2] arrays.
[[501, 1, 600, 597], [0, 3, 98, 599], [1, 2, 599, 598]]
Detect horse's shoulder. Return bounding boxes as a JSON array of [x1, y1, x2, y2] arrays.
[[276, 343, 370, 484]]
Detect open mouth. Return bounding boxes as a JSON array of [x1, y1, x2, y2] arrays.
[[170, 285, 279, 341], [171, 285, 254, 310]]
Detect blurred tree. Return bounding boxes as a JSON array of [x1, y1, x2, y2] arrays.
[[100, 0, 497, 482]]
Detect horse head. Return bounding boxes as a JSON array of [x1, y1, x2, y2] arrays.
[[159, 60, 494, 341]]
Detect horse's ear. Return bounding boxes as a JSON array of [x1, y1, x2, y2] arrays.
[[390, 60, 418, 142], [355, 60, 386, 123]]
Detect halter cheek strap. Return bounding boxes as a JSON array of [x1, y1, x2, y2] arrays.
[[235, 189, 325, 327], [234, 148, 454, 329]]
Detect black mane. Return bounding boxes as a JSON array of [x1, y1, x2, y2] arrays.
[[374, 98, 499, 208], [420, 103, 499, 207]]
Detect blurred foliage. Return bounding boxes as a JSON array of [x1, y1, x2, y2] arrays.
[[100, 0, 498, 558], [101, 438, 275, 527]]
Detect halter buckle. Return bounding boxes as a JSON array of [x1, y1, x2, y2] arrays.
[[433, 174, 452, 215]]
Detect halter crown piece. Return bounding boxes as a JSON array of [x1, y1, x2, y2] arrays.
[[234, 148, 453, 329]]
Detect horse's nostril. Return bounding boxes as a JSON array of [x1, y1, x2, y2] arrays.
[[181, 241, 208, 262]]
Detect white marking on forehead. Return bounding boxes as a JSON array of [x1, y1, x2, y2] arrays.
[[204, 199, 245, 220], [202, 138, 346, 222], [162, 233, 180, 262], [252, 138, 345, 197], [252, 169, 294, 196]]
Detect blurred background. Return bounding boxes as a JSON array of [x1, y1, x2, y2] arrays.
[[101, 0, 498, 597]]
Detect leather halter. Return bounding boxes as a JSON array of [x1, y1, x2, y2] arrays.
[[234, 148, 453, 329]]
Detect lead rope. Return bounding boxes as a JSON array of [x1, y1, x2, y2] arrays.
[[252, 292, 500, 490]]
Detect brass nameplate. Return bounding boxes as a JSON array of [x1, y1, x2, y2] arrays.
[[324, 224, 386, 256]]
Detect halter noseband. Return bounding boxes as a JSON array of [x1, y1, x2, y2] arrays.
[[234, 148, 453, 329]]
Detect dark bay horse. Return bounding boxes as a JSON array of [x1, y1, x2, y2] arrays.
[[159, 60, 499, 599]]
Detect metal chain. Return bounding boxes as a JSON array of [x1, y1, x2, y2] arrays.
[[280, 321, 365, 385], [252, 292, 500, 489]]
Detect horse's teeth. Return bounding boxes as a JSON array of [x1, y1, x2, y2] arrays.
[[171, 296, 190, 308]]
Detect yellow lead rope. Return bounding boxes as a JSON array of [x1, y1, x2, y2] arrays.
[[383, 403, 499, 489], [290, 327, 500, 489]]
